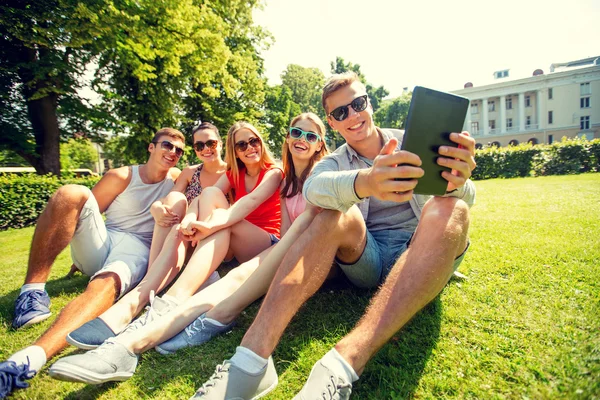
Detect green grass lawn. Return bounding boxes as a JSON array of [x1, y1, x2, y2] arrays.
[[1, 174, 599, 399]]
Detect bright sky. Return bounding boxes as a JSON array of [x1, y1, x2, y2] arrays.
[[253, 0, 600, 98]]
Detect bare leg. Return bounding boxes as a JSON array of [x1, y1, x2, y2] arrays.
[[25, 185, 90, 284], [335, 197, 470, 375], [148, 191, 188, 266], [34, 273, 120, 359], [240, 206, 367, 358], [97, 225, 189, 333]]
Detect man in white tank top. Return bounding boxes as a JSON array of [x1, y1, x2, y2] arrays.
[[1, 128, 184, 395]]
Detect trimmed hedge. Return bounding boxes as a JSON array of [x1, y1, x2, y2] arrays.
[[0, 137, 598, 230], [0, 174, 100, 230], [472, 137, 600, 180]]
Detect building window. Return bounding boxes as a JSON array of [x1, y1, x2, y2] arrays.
[[507, 118, 513, 129], [494, 70, 509, 79], [548, 88, 553, 99], [526, 116, 531, 127], [580, 82, 591, 95], [525, 95, 531, 107], [489, 120, 496, 130], [581, 97, 590, 108], [488, 101, 495, 112], [471, 122, 479, 134], [506, 97, 512, 109], [548, 111, 553, 124], [580, 116, 590, 130], [471, 103, 478, 114], [548, 134, 553, 144]]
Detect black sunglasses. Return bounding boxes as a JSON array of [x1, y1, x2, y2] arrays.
[[235, 137, 261, 152], [153, 140, 184, 157], [328, 94, 368, 121], [289, 127, 321, 144], [194, 139, 219, 152]]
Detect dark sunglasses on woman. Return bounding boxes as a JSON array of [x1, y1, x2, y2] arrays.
[[328, 94, 368, 122], [289, 127, 321, 144], [153, 140, 184, 157], [235, 137, 261, 152], [194, 139, 219, 152]]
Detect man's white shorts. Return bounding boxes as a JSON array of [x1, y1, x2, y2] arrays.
[[69, 187, 149, 299]]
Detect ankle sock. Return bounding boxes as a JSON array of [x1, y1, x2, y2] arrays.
[[8, 345, 47, 374], [230, 346, 268, 374], [204, 316, 226, 327], [20, 283, 46, 295], [321, 348, 359, 383]]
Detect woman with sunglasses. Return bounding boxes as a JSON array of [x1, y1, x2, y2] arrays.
[[49, 113, 330, 385], [66, 123, 227, 349]]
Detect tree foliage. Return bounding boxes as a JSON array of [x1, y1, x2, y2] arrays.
[[330, 56, 389, 111], [373, 93, 412, 129], [60, 138, 98, 171]]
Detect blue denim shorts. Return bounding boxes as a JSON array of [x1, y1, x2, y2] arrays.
[[269, 233, 280, 246], [336, 229, 468, 289]]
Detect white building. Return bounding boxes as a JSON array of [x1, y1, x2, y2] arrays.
[[452, 56, 600, 148]]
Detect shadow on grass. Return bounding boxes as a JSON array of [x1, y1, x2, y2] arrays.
[[0, 273, 89, 326], [62, 382, 119, 400]]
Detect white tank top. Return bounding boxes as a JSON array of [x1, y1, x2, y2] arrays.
[[105, 165, 175, 247]]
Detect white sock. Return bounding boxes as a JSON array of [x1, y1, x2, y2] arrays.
[[204, 316, 225, 327], [8, 346, 47, 374], [197, 271, 221, 291], [321, 348, 359, 383], [230, 346, 268, 374], [20, 283, 46, 295]]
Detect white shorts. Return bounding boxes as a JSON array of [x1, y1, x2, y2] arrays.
[[69, 188, 149, 299]]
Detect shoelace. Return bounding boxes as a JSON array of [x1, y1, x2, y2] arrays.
[[18, 291, 45, 311], [0, 357, 36, 397], [321, 375, 352, 400], [121, 291, 157, 335], [195, 362, 230, 395], [185, 315, 206, 337]]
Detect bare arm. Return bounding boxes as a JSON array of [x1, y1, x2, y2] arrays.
[[91, 166, 132, 213]]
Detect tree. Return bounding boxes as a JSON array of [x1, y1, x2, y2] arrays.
[[60, 137, 98, 171], [373, 93, 412, 129], [280, 65, 325, 115], [0, 0, 270, 174], [261, 85, 301, 157]]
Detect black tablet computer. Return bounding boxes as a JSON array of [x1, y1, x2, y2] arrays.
[[401, 86, 470, 196]]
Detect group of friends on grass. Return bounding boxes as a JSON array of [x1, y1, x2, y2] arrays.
[[0, 72, 476, 399]]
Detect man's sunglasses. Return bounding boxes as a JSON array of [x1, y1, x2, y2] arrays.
[[153, 140, 184, 157], [328, 94, 369, 122], [289, 127, 321, 144], [235, 137, 261, 152], [194, 139, 219, 152]]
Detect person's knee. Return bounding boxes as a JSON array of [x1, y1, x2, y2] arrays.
[[50, 184, 90, 210], [87, 272, 121, 300], [163, 191, 187, 214], [422, 197, 470, 237]]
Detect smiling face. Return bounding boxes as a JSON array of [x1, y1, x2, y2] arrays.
[[148, 134, 185, 168], [286, 119, 324, 162], [325, 80, 376, 147], [193, 129, 222, 163], [234, 128, 262, 166]]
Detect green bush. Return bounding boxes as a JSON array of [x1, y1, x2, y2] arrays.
[[473, 137, 600, 180], [0, 174, 100, 230]]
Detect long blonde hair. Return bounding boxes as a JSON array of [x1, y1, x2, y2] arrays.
[[281, 113, 329, 198], [225, 121, 276, 189]]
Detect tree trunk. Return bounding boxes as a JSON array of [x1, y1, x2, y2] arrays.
[[26, 93, 61, 176]]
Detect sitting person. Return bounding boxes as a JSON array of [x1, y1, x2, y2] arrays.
[[47, 113, 329, 384], [0, 128, 185, 397], [65, 122, 227, 349], [188, 72, 476, 399]]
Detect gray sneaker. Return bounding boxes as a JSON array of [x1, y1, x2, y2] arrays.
[[48, 340, 138, 384], [190, 357, 278, 399], [293, 361, 353, 400], [155, 313, 235, 355], [120, 291, 177, 336]]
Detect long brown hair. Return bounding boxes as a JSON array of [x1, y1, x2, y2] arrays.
[[224, 121, 276, 189], [281, 113, 329, 198]]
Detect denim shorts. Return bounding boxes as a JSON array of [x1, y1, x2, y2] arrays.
[[269, 233, 280, 246], [336, 229, 468, 289]]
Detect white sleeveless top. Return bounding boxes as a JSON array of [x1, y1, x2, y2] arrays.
[[105, 165, 175, 247]]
